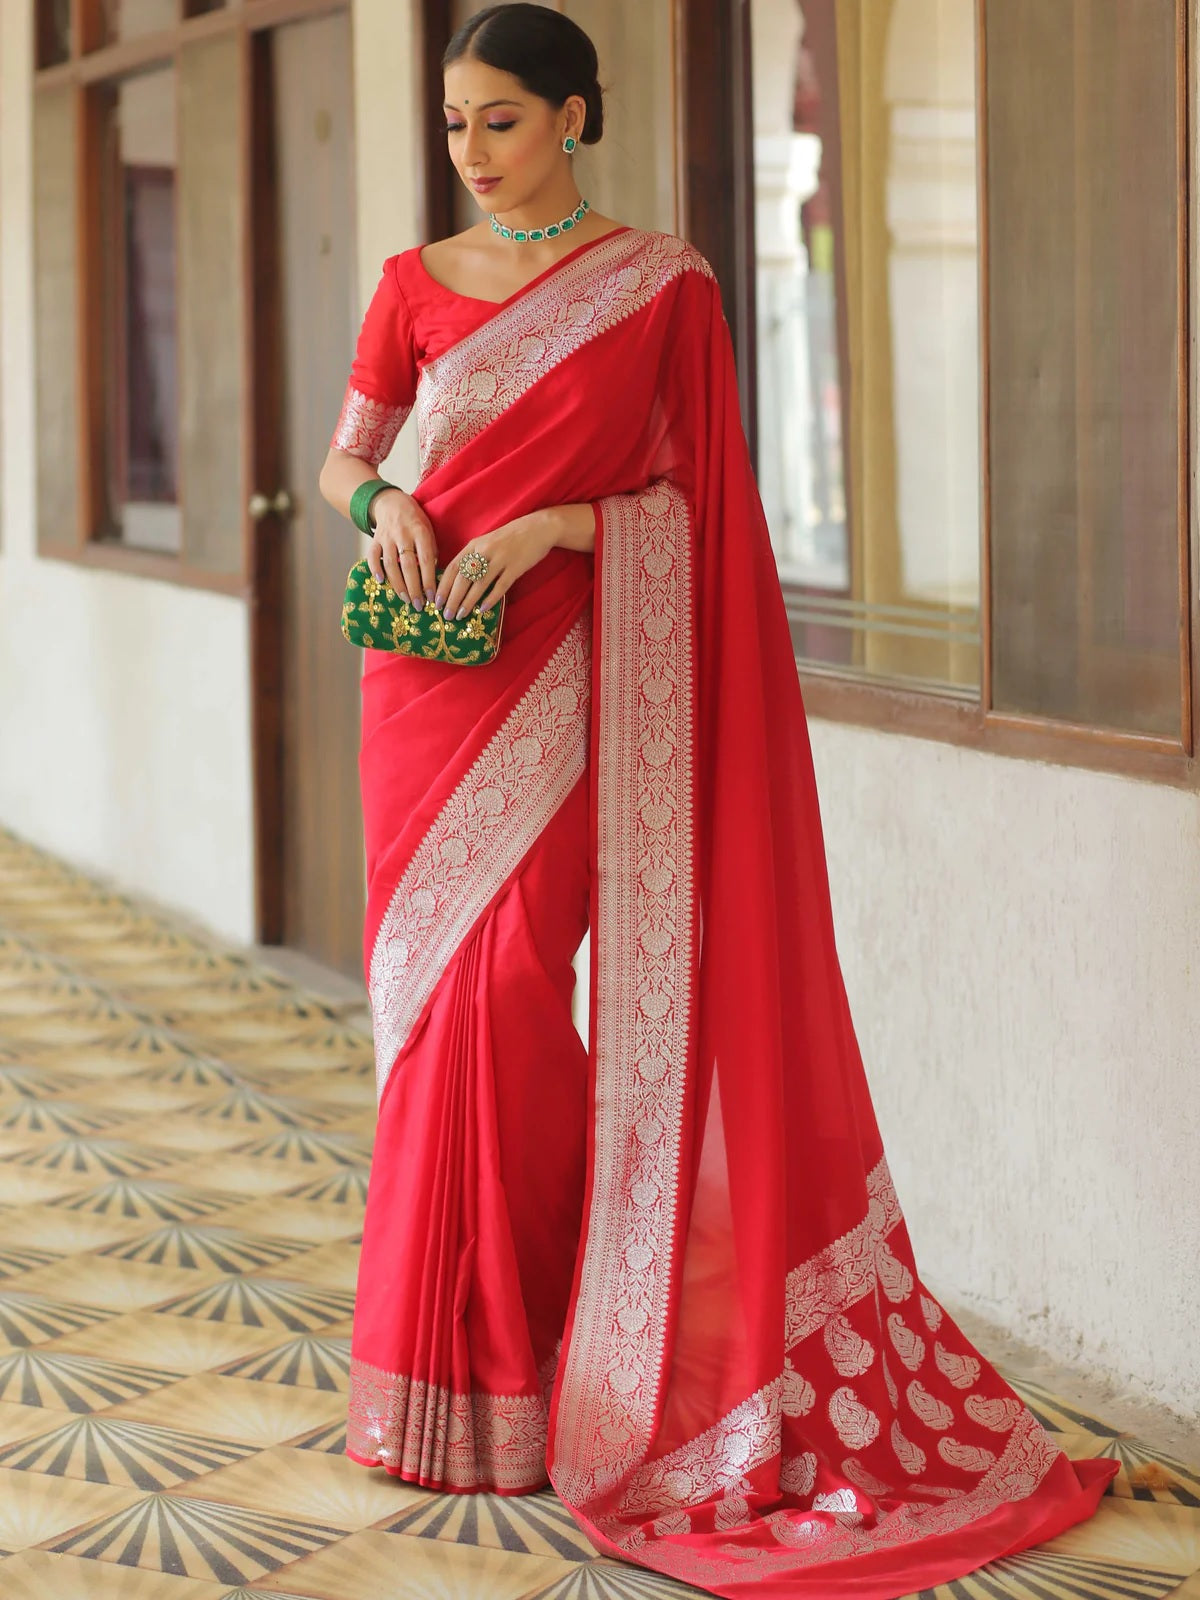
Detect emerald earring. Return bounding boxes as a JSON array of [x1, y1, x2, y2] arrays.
[[562, 135, 577, 153]]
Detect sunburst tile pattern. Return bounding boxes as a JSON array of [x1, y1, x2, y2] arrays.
[[0, 822, 1196, 1600], [217, 1336, 351, 1391], [0, 1351, 186, 1413], [99, 1224, 311, 1275], [49, 1491, 346, 1584], [0, 1417, 257, 1489]]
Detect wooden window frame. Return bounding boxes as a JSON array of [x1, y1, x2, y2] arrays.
[[31, 0, 343, 598], [681, 0, 1195, 788]]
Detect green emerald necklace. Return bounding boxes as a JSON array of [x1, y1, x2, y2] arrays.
[[490, 196, 589, 244]]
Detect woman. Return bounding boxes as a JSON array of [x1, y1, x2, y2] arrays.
[[317, 7, 1117, 1595]]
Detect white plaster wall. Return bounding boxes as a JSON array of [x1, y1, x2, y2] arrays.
[[0, 0, 424, 941], [808, 717, 1200, 1418], [0, 0, 256, 943]]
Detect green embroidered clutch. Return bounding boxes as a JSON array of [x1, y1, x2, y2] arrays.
[[340, 559, 505, 665]]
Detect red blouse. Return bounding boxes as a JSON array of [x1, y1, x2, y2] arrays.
[[330, 230, 635, 469], [330, 233, 636, 546], [328, 248, 487, 465]]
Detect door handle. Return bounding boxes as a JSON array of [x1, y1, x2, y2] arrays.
[[248, 489, 295, 520]]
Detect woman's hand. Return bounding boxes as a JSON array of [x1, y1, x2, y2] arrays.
[[433, 503, 594, 618], [368, 488, 438, 609], [434, 511, 560, 621]]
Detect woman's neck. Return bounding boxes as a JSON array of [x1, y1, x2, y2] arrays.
[[490, 183, 587, 234]]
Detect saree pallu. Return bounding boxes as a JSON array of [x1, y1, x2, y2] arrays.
[[346, 228, 1116, 1597]]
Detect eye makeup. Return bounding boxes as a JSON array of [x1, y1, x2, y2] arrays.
[[442, 120, 517, 133]]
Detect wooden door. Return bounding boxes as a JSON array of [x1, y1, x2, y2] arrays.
[[254, 10, 365, 978]]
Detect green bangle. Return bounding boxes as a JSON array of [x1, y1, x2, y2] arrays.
[[349, 477, 395, 536]]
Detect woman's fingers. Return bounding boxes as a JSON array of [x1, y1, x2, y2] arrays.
[[435, 578, 458, 616], [437, 565, 489, 621], [452, 577, 488, 619], [396, 546, 423, 609], [380, 538, 407, 603], [433, 530, 526, 616], [433, 563, 458, 615], [478, 577, 506, 614], [414, 523, 437, 604], [368, 491, 438, 607]]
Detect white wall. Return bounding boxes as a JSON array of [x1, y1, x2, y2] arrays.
[[0, 0, 256, 943], [0, 0, 424, 942], [809, 717, 1200, 1418], [0, 0, 429, 942]]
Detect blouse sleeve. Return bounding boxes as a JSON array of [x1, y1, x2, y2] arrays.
[[329, 257, 418, 466]]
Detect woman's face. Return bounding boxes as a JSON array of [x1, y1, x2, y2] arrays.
[[442, 57, 583, 212]]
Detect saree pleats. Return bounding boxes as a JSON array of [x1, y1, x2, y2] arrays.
[[348, 770, 590, 1493], [342, 226, 1118, 1596]]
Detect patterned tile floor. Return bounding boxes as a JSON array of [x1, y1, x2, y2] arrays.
[[0, 824, 1196, 1600]]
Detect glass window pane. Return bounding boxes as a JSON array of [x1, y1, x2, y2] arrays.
[[178, 33, 245, 576], [751, 0, 981, 694], [987, 0, 1183, 738], [100, 0, 178, 47], [34, 87, 79, 548], [36, 0, 71, 68], [97, 68, 182, 552]]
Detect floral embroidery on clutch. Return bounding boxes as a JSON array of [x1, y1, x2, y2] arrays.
[[340, 559, 504, 665]]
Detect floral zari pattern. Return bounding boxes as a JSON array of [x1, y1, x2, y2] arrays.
[[414, 231, 714, 481], [551, 479, 697, 1506], [348, 1347, 561, 1491], [368, 615, 591, 1100], [331, 385, 411, 467]]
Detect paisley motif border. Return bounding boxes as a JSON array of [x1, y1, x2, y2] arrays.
[[785, 1153, 902, 1347], [625, 1408, 1060, 1587], [368, 614, 591, 1100], [414, 230, 715, 480], [615, 1378, 783, 1521], [606, 1157, 897, 1523], [591, 1142, 1063, 1560], [550, 480, 697, 1506], [347, 1355, 554, 1491]]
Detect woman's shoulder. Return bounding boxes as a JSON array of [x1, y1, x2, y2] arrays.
[[397, 225, 502, 283], [381, 244, 443, 330], [624, 227, 717, 284], [386, 244, 425, 288], [386, 225, 712, 274]]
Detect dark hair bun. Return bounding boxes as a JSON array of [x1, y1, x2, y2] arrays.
[[580, 76, 604, 146], [444, 4, 606, 145]]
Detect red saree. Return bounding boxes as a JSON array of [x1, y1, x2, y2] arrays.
[[329, 226, 1117, 1597]]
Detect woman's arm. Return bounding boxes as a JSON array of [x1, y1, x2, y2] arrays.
[[317, 445, 388, 518], [318, 446, 440, 607], [433, 500, 597, 620], [537, 500, 597, 556]]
